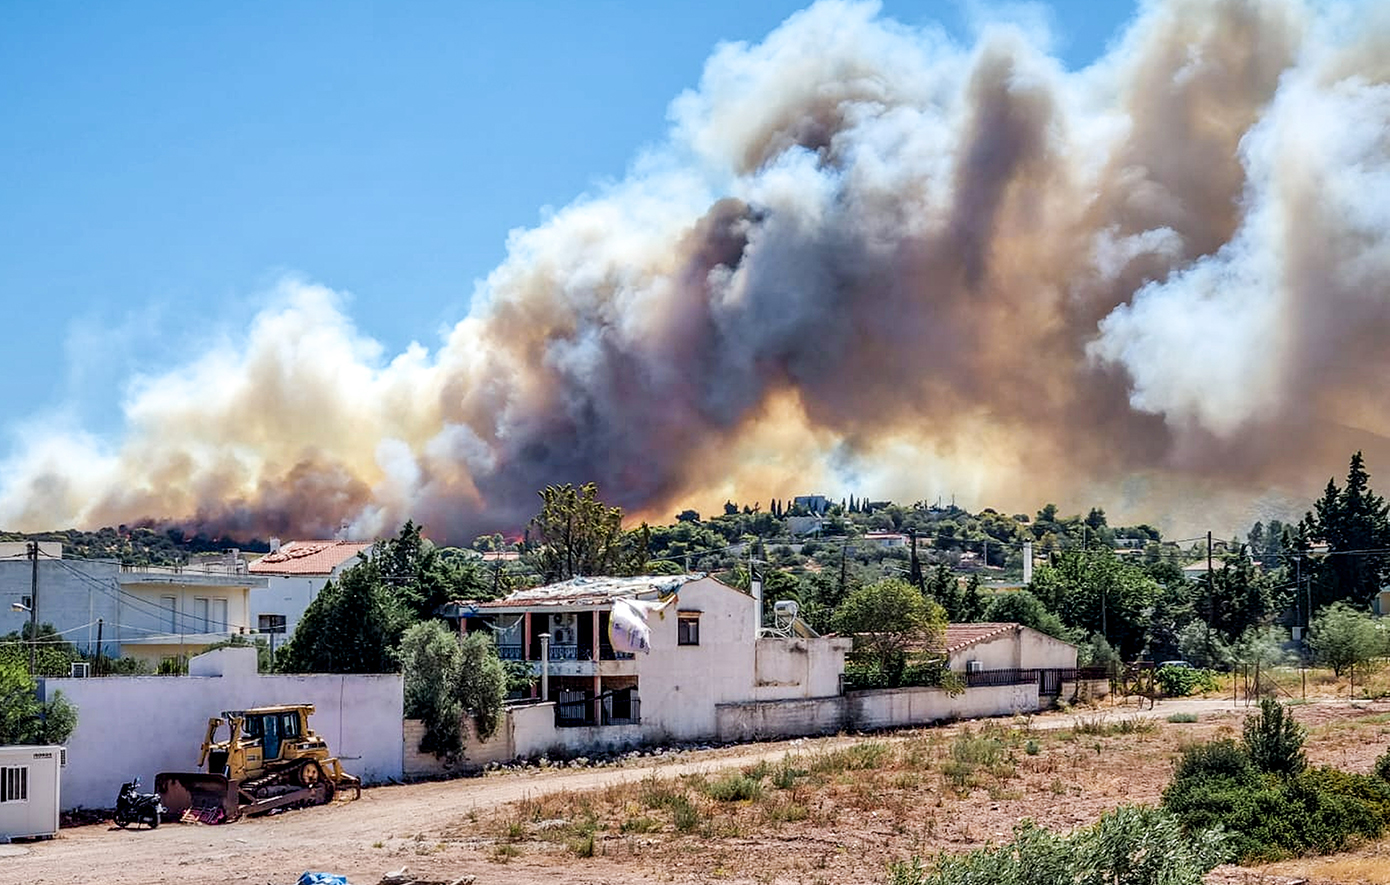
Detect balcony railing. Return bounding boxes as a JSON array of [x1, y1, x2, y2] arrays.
[[493, 643, 634, 663]]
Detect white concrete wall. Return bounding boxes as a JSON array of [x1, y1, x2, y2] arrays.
[[249, 574, 330, 640], [716, 697, 848, 742], [753, 637, 851, 701], [848, 683, 1040, 730], [634, 577, 759, 741], [41, 647, 403, 810], [948, 625, 1077, 671], [1019, 627, 1077, 669]]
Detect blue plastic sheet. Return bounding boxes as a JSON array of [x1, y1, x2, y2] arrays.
[[297, 874, 351, 885]]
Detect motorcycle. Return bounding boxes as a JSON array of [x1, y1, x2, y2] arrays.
[[114, 778, 165, 829]]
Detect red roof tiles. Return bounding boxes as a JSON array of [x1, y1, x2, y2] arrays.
[[247, 540, 369, 576], [943, 622, 1018, 652]]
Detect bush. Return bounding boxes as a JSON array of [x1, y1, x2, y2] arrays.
[[1242, 699, 1306, 777], [400, 621, 463, 758], [888, 805, 1228, 885], [1167, 712, 1199, 723], [1162, 738, 1390, 861], [704, 773, 762, 802], [1156, 665, 1220, 697]]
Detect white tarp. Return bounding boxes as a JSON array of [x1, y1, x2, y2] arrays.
[[609, 595, 676, 654]]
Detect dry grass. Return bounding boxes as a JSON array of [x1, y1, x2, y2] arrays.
[[441, 701, 1390, 884]]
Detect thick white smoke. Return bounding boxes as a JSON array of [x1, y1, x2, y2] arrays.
[[2, 0, 1388, 542]]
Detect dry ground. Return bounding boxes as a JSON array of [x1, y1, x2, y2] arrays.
[[8, 695, 1390, 885]]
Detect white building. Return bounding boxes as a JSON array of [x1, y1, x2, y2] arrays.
[[246, 540, 369, 643], [448, 575, 850, 742], [0, 543, 265, 668], [0, 745, 62, 839], [864, 531, 908, 549]]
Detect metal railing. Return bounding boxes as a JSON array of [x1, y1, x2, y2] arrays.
[[962, 666, 1109, 694], [554, 690, 641, 727], [495, 643, 635, 663]]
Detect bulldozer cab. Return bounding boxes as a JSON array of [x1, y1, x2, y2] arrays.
[[235, 707, 305, 762]]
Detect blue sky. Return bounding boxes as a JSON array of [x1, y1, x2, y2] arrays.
[[0, 0, 1137, 436]]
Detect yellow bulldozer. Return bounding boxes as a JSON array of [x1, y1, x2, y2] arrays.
[[156, 704, 361, 823]]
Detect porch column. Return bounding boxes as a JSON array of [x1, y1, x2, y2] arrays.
[[593, 610, 603, 718], [524, 612, 534, 698], [592, 610, 601, 659]]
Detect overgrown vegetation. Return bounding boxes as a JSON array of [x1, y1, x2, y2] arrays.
[[888, 805, 1228, 885], [0, 661, 77, 744], [1162, 699, 1390, 861], [1155, 664, 1221, 697], [401, 621, 510, 758]]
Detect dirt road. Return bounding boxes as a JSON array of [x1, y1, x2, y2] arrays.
[[0, 697, 1346, 885]]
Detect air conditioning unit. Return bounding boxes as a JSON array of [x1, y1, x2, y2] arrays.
[[69, 662, 90, 678], [966, 660, 984, 674]]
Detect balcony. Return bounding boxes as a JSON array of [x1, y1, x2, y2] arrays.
[[495, 643, 633, 663]]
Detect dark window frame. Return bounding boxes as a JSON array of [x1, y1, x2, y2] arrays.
[[677, 612, 700, 646]]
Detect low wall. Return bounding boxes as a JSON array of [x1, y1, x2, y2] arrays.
[[848, 682, 1039, 731], [715, 696, 848, 742], [44, 647, 403, 810], [403, 715, 515, 779], [1060, 678, 1111, 703]]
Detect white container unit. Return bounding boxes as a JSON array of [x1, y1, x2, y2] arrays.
[[0, 745, 62, 840]]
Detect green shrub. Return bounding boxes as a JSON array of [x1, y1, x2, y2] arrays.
[[1167, 712, 1199, 723], [888, 805, 1227, 885], [1375, 749, 1390, 784], [1242, 698, 1306, 777], [705, 773, 762, 802], [670, 795, 700, 832], [810, 741, 890, 773], [772, 759, 807, 789], [1156, 665, 1220, 697], [1163, 738, 1390, 861], [1025, 739, 1041, 756]]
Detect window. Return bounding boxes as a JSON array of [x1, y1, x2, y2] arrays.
[[258, 614, 287, 635], [0, 766, 27, 803], [162, 596, 177, 632], [677, 612, 700, 646], [194, 597, 228, 632]]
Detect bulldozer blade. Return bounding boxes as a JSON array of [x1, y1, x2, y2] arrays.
[[155, 772, 241, 824]]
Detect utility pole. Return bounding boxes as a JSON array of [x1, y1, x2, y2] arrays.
[[1204, 531, 1214, 666], [94, 618, 103, 677], [27, 541, 38, 676]]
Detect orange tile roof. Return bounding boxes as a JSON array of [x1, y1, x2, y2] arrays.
[[944, 622, 1018, 652], [247, 540, 369, 576]]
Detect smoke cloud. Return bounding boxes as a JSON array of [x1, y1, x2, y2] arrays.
[[5, 0, 1390, 542]]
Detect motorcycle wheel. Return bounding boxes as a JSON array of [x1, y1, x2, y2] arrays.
[[114, 811, 130, 828], [146, 812, 160, 829]]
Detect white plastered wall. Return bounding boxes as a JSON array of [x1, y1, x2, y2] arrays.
[[41, 647, 403, 810]]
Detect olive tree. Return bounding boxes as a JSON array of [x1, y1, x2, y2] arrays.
[[1308, 601, 1383, 677]]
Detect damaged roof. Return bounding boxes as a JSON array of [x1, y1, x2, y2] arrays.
[[464, 574, 703, 611], [247, 540, 369, 576]]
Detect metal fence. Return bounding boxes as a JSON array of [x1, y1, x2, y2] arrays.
[[962, 666, 1109, 694], [553, 689, 641, 727]]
